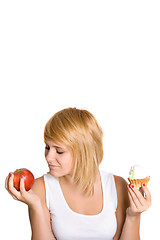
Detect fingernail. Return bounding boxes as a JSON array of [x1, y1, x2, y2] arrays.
[[9, 173, 13, 177], [128, 184, 131, 188], [131, 184, 134, 188], [142, 183, 146, 187]]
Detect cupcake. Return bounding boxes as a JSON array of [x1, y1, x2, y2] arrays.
[[128, 165, 150, 188]]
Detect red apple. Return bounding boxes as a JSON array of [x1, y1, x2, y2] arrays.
[[13, 168, 35, 191]]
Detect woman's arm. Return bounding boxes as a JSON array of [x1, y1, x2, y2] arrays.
[[113, 176, 152, 240], [28, 177, 56, 240], [119, 213, 140, 240], [119, 184, 151, 240], [5, 174, 56, 240], [28, 201, 55, 240]]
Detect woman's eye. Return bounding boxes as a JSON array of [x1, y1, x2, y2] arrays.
[[45, 145, 63, 154], [57, 151, 64, 154]]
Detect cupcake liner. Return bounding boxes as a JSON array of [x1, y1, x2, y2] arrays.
[[128, 176, 150, 188]]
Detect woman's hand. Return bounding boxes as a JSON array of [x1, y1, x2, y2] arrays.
[[5, 173, 41, 209], [127, 183, 152, 218]]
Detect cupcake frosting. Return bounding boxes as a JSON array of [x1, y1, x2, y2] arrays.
[[129, 165, 149, 180]]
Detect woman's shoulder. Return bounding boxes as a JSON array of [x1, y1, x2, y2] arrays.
[[30, 176, 51, 223], [32, 176, 45, 189], [31, 176, 46, 204], [114, 175, 128, 186], [113, 175, 129, 206]]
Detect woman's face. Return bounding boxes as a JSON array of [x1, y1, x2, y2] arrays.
[[44, 139, 73, 178]]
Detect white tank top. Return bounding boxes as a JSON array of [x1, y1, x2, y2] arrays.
[[43, 170, 117, 240]]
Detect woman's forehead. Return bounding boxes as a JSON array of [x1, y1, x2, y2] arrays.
[[45, 139, 67, 149]]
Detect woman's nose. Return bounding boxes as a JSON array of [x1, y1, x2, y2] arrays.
[[45, 149, 56, 162]]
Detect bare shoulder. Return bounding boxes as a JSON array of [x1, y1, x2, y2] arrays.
[[114, 175, 129, 205], [31, 176, 46, 205], [114, 175, 128, 186]]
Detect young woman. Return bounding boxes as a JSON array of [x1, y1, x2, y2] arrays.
[[5, 107, 152, 240]]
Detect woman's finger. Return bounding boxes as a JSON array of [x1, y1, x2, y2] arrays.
[[128, 183, 152, 214], [131, 184, 151, 210], [5, 173, 13, 194], [5, 173, 19, 200], [8, 173, 21, 199], [5, 174, 10, 190], [19, 175, 26, 194], [128, 185, 141, 209], [10, 193, 18, 200], [141, 185, 151, 201], [8, 173, 15, 190], [128, 186, 138, 210], [5, 173, 13, 190], [141, 185, 152, 206], [130, 185, 146, 206]]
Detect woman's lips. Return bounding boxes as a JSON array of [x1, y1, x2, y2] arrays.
[[48, 164, 59, 169]]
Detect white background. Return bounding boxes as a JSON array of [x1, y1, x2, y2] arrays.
[[0, 1, 160, 239]]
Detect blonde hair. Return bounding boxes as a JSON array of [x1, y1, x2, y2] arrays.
[[44, 107, 104, 196]]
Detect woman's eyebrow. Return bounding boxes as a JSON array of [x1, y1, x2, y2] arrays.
[[45, 142, 65, 149]]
